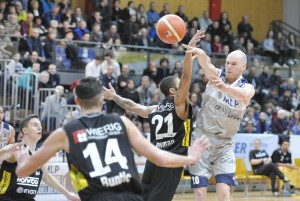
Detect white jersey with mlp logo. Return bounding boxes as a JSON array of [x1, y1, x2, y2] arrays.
[[195, 69, 249, 138]]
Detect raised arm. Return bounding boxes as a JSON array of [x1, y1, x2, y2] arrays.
[[182, 45, 220, 79], [123, 116, 210, 167], [16, 128, 69, 177], [103, 83, 156, 118], [175, 29, 205, 110], [41, 168, 80, 201]]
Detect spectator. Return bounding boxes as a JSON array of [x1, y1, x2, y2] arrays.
[[142, 61, 164, 87], [100, 52, 121, 78], [271, 109, 289, 135], [256, 111, 271, 134], [57, 0, 71, 14], [20, 12, 34, 36], [123, 79, 140, 104], [146, 1, 160, 27], [0, 24, 14, 57], [286, 32, 300, 65], [6, 52, 24, 79], [159, 3, 170, 17], [241, 107, 257, 131], [41, 0, 55, 14], [73, 20, 89, 40], [269, 69, 282, 91], [20, 28, 45, 59], [28, 0, 43, 20], [263, 30, 280, 65], [243, 121, 257, 133], [86, 11, 102, 31], [198, 10, 212, 30], [249, 139, 289, 196], [111, 0, 122, 27], [175, 5, 188, 22], [44, 5, 61, 28], [220, 24, 234, 50], [41, 85, 67, 131], [122, 14, 139, 45], [136, 75, 155, 106], [23, 51, 44, 69], [47, 64, 60, 87], [171, 60, 183, 78], [206, 21, 221, 42], [271, 139, 299, 195], [198, 32, 212, 55], [291, 122, 300, 135], [136, 28, 153, 48], [44, 30, 56, 65], [117, 64, 132, 95], [237, 16, 253, 38], [158, 58, 171, 78], [85, 54, 102, 78], [15, 1, 27, 22], [89, 22, 103, 44], [57, 20, 70, 38], [211, 35, 222, 53], [103, 24, 120, 44], [5, 14, 20, 34], [278, 89, 293, 111], [138, 16, 148, 30], [33, 16, 47, 37], [98, 0, 112, 30], [246, 67, 260, 102], [136, 3, 147, 22], [72, 7, 84, 25], [218, 11, 232, 29], [38, 70, 51, 88], [274, 31, 288, 66], [18, 62, 40, 91], [101, 65, 116, 113], [60, 7, 76, 28]]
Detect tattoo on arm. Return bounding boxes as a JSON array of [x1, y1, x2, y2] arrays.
[[113, 95, 136, 110]]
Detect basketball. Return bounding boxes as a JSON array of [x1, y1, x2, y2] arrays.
[[156, 14, 186, 44]]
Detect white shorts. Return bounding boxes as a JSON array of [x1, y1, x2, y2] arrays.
[[189, 128, 237, 188]]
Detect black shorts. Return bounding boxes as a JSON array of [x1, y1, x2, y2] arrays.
[[141, 160, 183, 201], [89, 191, 144, 201], [0, 195, 35, 201]]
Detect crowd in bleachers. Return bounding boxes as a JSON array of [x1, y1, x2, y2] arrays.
[[0, 0, 300, 138]]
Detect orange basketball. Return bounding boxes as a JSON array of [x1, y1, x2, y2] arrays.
[[156, 14, 186, 44]]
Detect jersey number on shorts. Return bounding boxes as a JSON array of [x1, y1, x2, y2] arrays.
[[151, 113, 176, 140], [83, 139, 128, 178]]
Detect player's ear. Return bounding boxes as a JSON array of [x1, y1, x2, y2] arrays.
[[169, 87, 176, 95], [74, 96, 80, 106]]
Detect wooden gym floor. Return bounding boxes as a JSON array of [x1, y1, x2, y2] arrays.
[[172, 191, 300, 201]]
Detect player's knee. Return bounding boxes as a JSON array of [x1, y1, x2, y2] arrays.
[[216, 183, 231, 201], [194, 188, 207, 201]]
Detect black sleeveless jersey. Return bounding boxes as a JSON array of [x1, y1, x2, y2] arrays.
[[63, 113, 142, 201], [148, 96, 193, 155], [0, 158, 43, 200]]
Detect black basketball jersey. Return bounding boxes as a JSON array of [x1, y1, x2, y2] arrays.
[[148, 96, 193, 155], [0, 159, 43, 200], [63, 113, 142, 201]]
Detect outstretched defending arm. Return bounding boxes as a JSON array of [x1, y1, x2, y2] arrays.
[[103, 83, 156, 118], [175, 29, 205, 119], [16, 128, 69, 177]]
